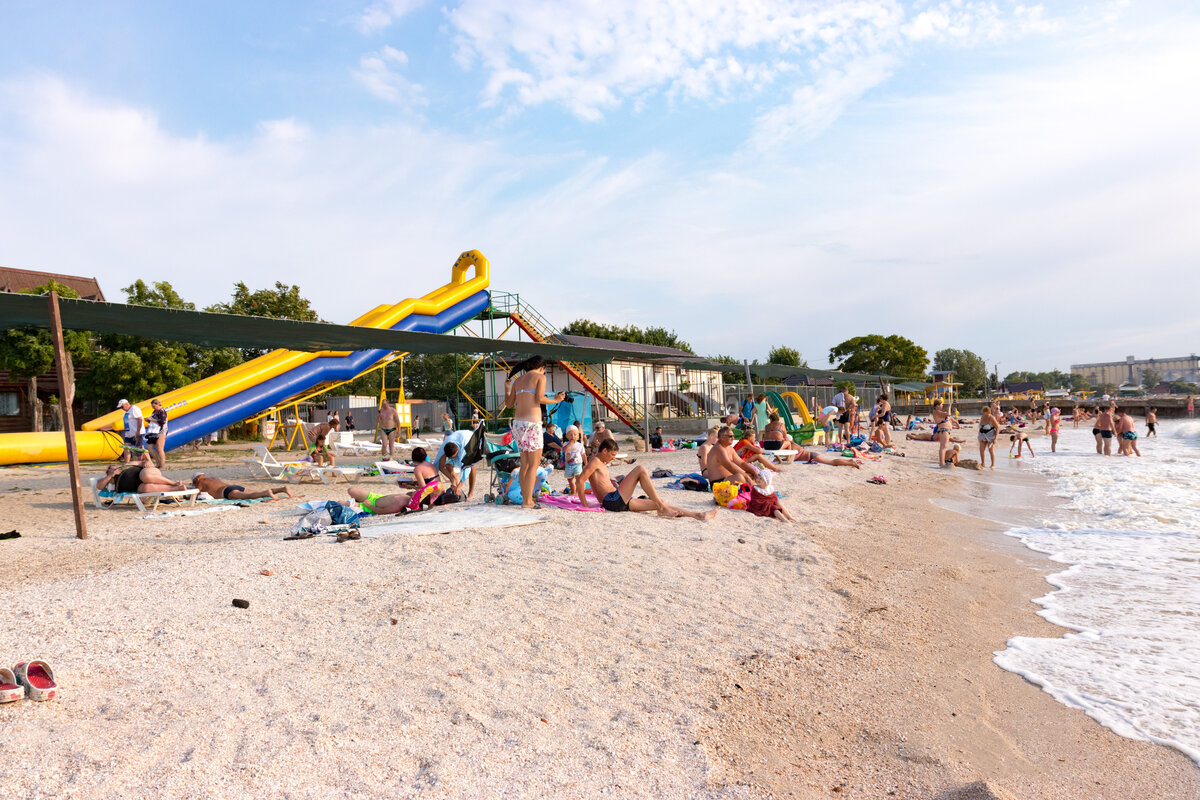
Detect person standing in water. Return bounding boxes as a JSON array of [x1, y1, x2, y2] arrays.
[[1047, 407, 1062, 453], [504, 356, 565, 510], [1094, 405, 1116, 456], [977, 402, 999, 469], [1146, 408, 1158, 437]]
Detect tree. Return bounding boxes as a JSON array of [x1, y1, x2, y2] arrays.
[[207, 281, 321, 359], [78, 280, 242, 407], [932, 348, 987, 396], [711, 354, 747, 384], [560, 319, 693, 354], [1169, 380, 1199, 394], [767, 345, 805, 368], [828, 334, 927, 380], [1141, 369, 1161, 391], [0, 281, 90, 431]]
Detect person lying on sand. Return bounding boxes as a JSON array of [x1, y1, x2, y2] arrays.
[[97, 455, 186, 494], [345, 485, 447, 516], [905, 431, 966, 443], [191, 473, 294, 501], [577, 439, 716, 520]]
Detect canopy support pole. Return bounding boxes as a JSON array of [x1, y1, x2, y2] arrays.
[[48, 291, 87, 540]]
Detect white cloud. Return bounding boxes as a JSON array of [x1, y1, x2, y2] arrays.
[[353, 45, 427, 105], [446, 0, 1054, 131], [354, 0, 427, 34]]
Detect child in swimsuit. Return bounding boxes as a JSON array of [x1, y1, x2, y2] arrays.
[[563, 427, 586, 494]]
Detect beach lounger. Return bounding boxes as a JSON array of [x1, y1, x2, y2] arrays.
[[88, 477, 200, 512], [331, 432, 383, 458], [242, 445, 312, 480], [374, 460, 416, 482]]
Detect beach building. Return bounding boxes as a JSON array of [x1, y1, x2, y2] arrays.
[[0, 267, 106, 434], [1071, 354, 1200, 386]]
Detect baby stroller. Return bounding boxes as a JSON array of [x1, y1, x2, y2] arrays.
[[482, 436, 522, 504]]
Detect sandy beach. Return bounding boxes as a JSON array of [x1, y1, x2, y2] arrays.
[[1, 435, 1198, 799]]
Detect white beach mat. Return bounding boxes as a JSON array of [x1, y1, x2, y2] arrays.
[[359, 505, 546, 538]]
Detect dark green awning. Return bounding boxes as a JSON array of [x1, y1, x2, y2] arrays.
[[1, 292, 683, 365], [676, 358, 895, 383]]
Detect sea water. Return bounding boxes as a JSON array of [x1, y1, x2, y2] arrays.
[[993, 420, 1200, 764]]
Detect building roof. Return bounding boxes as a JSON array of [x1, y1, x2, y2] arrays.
[[1001, 381, 1044, 393], [0, 266, 105, 301]]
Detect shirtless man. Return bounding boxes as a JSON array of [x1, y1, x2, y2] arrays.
[[97, 454, 187, 494], [1094, 405, 1116, 455], [577, 439, 715, 520], [192, 473, 294, 501], [1115, 408, 1141, 456], [1146, 408, 1158, 437], [845, 389, 860, 438], [588, 421, 612, 459], [701, 427, 763, 486], [906, 431, 966, 443], [307, 418, 339, 466], [696, 426, 720, 472], [378, 399, 400, 459], [977, 403, 1000, 469]]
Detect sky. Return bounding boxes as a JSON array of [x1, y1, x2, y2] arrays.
[[2, 0, 1198, 376]]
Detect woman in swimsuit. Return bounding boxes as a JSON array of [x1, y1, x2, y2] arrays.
[[930, 398, 959, 468], [977, 404, 999, 469], [872, 394, 892, 447], [761, 413, 789, 450], [1047, 407, 1061, 452], [504, 356, 566, 509]]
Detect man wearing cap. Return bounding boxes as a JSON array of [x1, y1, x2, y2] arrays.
[[117, 399, 144, 464], [191, 472, 294, 501]]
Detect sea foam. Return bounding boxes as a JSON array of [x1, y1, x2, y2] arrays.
[[994, 421, 1200, 764]]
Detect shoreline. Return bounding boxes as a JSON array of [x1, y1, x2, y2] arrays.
[[1, 440, 1197, 798]]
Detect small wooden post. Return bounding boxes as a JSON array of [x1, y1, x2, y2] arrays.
[[47, 291, 87, 540]]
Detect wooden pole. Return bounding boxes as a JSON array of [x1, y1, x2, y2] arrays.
[[47, 291, 87, 540]]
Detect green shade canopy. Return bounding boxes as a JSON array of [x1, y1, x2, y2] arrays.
[[675, 358, 895, 384], [0, 292, 683, 364]]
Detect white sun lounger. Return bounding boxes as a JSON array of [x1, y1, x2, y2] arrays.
[[282, 465, 364, 485], [88, 476, 200, 512], [374, 460, 415, 482], [242, 445, 311, 480], [331, 432, 383, 458]]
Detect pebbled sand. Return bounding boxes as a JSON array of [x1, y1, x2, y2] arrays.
[[0, 437, 1197, 799]]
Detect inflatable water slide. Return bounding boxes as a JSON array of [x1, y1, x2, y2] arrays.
[[0, 252, 491, 466]]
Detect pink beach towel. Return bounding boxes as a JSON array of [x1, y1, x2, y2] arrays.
[[541, 493, 606, 512]]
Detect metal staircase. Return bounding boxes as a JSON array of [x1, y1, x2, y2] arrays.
[[488, 293, 649, 437]]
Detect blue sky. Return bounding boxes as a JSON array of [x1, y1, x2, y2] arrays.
[[2, 1, 1198, 376]]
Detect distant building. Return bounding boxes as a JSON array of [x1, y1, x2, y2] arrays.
[[1071, 355, 1200, 387], [0, 267, 106, 434]]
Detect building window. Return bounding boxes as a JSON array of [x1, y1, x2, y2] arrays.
[[620, 367, 632, 389], [0, 392, 19, 416]]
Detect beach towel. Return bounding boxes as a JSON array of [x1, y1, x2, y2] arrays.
[[359, 505, 547, 537], [540, 493, 605, 512], [664, 472, 709, 492]]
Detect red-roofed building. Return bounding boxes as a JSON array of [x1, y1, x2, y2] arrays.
[[0, 267, 105, 433]]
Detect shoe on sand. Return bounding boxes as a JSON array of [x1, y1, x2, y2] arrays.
[[0, 667, 23, 703], [14, 660, 57, 701]]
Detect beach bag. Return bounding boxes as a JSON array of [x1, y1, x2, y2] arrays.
[[291, 501, 361, 536], [712, 481, 750, 510]]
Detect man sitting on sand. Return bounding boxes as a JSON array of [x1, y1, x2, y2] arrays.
[[307, 418, 339, 467], [435, 431, 477, 500], [97, 454, 187, 494], [191, 473, 294, 501], [702, 427, 764, 486], [577, 440, 716, 520]]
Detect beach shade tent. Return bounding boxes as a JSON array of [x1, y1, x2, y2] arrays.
[[552, 391, 592, 438]]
